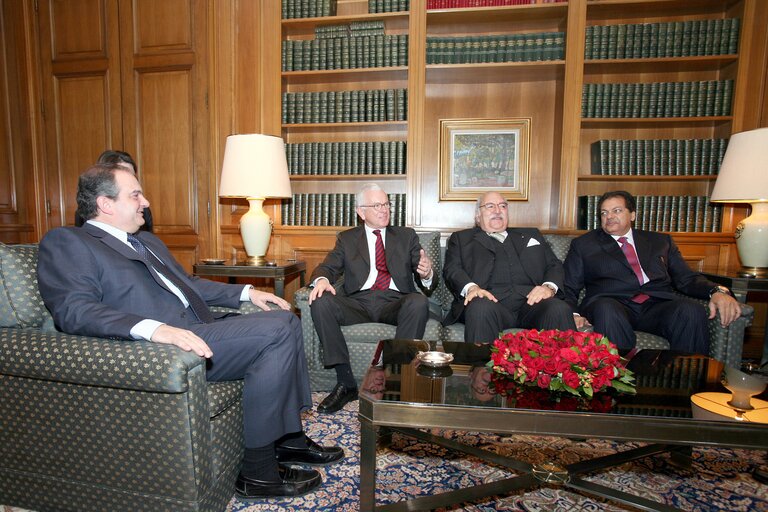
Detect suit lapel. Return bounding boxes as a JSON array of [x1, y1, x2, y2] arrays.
[[508, 229, 538, 284], [354, 226, 370, 269], [598, 229, 633, 273], [631, 229, 654, 276]]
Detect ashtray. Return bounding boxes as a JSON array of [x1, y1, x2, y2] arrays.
[[416, 351, 453, 368], [417, 365, 453, 378], [201, 258, 225, 265]]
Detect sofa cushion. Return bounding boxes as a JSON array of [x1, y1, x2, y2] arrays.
[[0, 243, 52, 328]]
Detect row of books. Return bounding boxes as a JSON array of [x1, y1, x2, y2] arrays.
[[315, 21, 386, 39], [282, 0, 336, 19], [590, 139, 728, 177], [280, 193, 406, 226], [585, 18, 740, 60], [285, 141, 407, 175], [282, 35, 408, 72], [427, 0, 564, 7], [633, 356, 706, 392], [282, 89, 408, 124], [425, 32, 564, 65], [581, 80, 733, 118], [368, 0, 409, 13], [577, 195, 722, 233]]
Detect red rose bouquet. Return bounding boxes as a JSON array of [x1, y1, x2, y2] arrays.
[[488, 329, 636, 398]]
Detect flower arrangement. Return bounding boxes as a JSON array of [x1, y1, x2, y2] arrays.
[[487, 329, 636, 398]]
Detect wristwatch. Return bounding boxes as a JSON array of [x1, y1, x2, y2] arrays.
[[709, 285, 730, 299]]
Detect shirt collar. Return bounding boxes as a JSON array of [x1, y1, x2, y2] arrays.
[[87, 219, 130, 245]]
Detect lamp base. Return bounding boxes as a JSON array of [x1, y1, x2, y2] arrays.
[[245, 255, 269, 266]]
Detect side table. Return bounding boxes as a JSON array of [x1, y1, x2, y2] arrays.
[[702, 269, 768, 365], [193, 260, 306, 299]]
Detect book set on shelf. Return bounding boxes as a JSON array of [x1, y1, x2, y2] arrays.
[[426, 32, 564, 64], [578, 195, 722, 233], [282, 21, 408, 72], [581, 80, 733, 119], [286, 141, 406, 176], [427, 0, 565, 8], [282, 0, 408, 19], [281, 193, 406, 227], [585, 19, 739, 60], [282, 89, 407, 124], [590, 139, 727, 177]]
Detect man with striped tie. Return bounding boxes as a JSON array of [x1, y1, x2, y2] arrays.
[[309, 183, 436, 414], [563, 190, 741, 354]]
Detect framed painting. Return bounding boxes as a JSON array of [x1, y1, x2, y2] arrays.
[[439, 118, 531, 201]]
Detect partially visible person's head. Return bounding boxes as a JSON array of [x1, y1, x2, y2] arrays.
[[356, 183, 391, 230], [598, 190, 636, 237], [469, 366, 495, 402], [360, 366, 387, 400], [77, 163, 149, 233], [97, 150, 137, 174], [475, 191, 509, 233]]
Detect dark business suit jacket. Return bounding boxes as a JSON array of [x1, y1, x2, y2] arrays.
[[442, 227, 565, 326], [562, 228, 717, 312], [37, 224, 242, 339], [310, 225, 436, 296]]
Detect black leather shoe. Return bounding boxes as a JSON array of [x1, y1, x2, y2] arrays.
[[317, 383, 358, 414], [235, 464, 322, 499], [276, 436, 344, 466]]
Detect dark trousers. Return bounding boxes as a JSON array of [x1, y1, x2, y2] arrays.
[[580, 297, 709, 354], [461, 296, 576, 343], [310, 289, 429, 368], [191, 310, 311, 448]]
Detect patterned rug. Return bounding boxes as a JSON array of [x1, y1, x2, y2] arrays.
[[4, 392, 768, 511]]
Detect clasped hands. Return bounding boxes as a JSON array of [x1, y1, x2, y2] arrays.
[[150, 288, 290, 358], [464, 283, 555, 306]]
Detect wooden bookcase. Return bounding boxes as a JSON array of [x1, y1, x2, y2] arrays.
[[264, 0, 767, 273]]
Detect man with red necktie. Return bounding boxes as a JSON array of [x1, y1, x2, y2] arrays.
[[309, 183, 437, 414], [563, 190, 741, 354]]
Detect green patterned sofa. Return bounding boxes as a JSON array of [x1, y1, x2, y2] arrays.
[[295, 232, 754, 391], [0, 242, 252, 512]]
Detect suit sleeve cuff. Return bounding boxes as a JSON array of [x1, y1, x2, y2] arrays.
[[131, 319, 164, 341]]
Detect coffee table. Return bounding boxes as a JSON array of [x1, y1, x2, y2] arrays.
[[358, 339, 768, 512]]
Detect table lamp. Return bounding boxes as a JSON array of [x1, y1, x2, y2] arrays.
[[710, 127, 768, 277], [219, 134, 292, 265]]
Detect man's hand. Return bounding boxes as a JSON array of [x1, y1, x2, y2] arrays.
[[708, 292, 741, 327], [416, 249, 433, 279], [526, 285, 555, 305], [308, 278, 336, 305], [249, 288, 291, 311], [151, 324, 213, 358], [574, 314, 591, 331], [464, 284, 497, 305]]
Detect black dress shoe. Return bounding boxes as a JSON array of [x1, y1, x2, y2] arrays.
[[276, 436, 345, 466], [317, 383, 358, 414], [235, 464, 322, 499]]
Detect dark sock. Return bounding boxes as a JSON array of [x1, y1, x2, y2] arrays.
[[276, 431, 308, 450], [334, 363, 357, 389], [241, 443, 279, 482]]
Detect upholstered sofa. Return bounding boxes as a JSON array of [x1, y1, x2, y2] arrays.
[[295, 232, 755, 391], [0, 242, 252, 512]]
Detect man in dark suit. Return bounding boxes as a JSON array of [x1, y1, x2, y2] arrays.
[[309, 183, 436, 414], [562, 190, 741, 354], [37, 163, 343, 501], [443, 191, 576, 343]]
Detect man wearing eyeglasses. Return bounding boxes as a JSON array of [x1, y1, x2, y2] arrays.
[[308, 183, 436, 414], [562, 190, 741, 354], [443, 191, 576, 343]]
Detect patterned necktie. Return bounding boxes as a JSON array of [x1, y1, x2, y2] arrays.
[[618, 236, 649, 304], [371, 229, 391, 291], [489, 232, 506, 243], [127, 234, 215, 323]]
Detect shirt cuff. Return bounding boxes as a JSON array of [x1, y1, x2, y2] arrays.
[[131, 319, 164, 341], [311, 276, 330, 288], [240, 285, 252, 301], [461, 282, 478, 297], [543, 281, 559, 293]]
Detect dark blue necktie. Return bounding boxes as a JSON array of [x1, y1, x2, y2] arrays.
[[127, 233, 214, 323]]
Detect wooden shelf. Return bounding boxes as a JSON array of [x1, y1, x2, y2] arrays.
[[281, 11, 409, 31], [283, 121, 408, 131], [283, 67, 408, 85], [427, 3, 568, 25], [579, 175, 717, 181], [586, 0, 735, 19], [581, 116, 733, 126], [290, 174, 405, 181], [426, 61, 565, 83], [584, 55, 738, 74]]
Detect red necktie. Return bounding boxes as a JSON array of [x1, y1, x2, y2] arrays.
[[371, 229, 391, 291], [618, 236, 649, 304]]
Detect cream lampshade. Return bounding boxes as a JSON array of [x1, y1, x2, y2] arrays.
[[219, 134, 292, 265], [710, 127, 768, 277]]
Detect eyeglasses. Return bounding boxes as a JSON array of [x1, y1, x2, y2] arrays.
[[479, 202, 508, 211], [599, 207, 627, 217], [359, 202, 392, 211]]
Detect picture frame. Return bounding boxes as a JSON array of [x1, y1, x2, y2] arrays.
[[439, 118, 531, 201]]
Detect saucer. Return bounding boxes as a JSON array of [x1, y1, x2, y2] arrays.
[[201, 258, 225, 265]]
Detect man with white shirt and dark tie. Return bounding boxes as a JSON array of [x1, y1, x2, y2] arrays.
[[562, 190, 741, 354], [442, 191, 576, 343], [308, 183, 436, 414]]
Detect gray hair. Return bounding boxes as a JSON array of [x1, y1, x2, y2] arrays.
[[75, 163, 125, 220], [356, 183, 384, 208]]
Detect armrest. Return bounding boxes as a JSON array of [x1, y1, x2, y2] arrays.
[[0, 328, 203, 393], [708, 302, 754, 368]]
